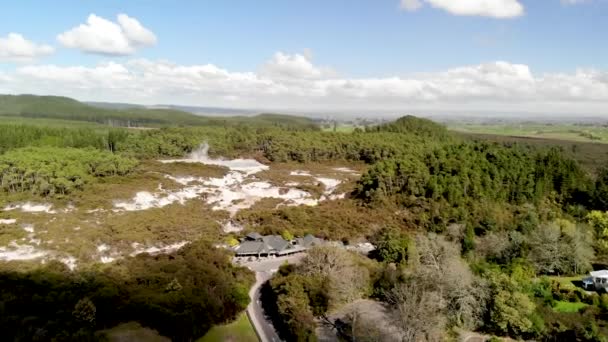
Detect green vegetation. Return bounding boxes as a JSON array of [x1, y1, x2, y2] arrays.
[[0, 241, 253, 341], [0, 94, 319, 129], [101, 322, 169, 342], [368, 115, 450, 140], [0, 147, 138, 196], [197, 313, 258, 342], [2, 102, 608, 341], [450, 122, 608, 144], [553, 301, 589, 313]]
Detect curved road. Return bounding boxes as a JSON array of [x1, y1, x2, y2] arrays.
[[242, 255, 305, 342]]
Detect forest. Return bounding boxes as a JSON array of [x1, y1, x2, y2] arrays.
[[1, 99, 608, 341], [0, 241, 253, 341]]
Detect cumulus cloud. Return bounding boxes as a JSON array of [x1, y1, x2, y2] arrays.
[[0, 33, 54, 62], [260, 52, 333, 80], [401, 0, 524, 18], [3, 52, 608, 115], [57, 13, 157, 56]]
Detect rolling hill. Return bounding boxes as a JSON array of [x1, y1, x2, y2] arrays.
[[0, 94, 319, 130]]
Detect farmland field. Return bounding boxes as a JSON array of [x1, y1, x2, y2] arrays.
[[449, 122, 608, 144]]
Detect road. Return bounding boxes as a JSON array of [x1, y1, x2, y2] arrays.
[[243, 255, 305, 342]]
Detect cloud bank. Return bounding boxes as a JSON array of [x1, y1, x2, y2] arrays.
[[57, 14, 157, 56], [1, 52, 607, 115], [0, 33, 54, 62], [401, 0, 524, 18]]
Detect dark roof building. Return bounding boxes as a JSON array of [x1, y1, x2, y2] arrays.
[[245, 232, 263, 241], [295, 234, 325, 248], [234, 233, 320, 257]]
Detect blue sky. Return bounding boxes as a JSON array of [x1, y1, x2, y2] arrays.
[[0, 0, 607, 115]]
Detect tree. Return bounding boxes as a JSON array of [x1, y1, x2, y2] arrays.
[[388, 281, 446, 342], [488, 273, 539, 337], [281, 230, 294, 241], [587, 211, 608, 258], [558, 219, 594, 274], [370, 227, 410, 264], [528, 223, 565, 275], [73, 297, 96, 325], [491, 289, 536, 335], [300, 246, 370, 307], [165, 278, 183, 292], [408, 234, 489, 331], [593, 167, 608, 211]]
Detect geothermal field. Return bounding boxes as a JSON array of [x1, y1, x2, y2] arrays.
[[0, 144, 361, 269]]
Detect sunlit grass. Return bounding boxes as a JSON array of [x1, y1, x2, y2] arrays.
[[449, 123, 608, 144], [553, 301, 588, 313], [197, 313, 258, 342]]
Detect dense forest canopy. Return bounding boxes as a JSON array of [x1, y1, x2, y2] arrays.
[[0, 147, 138, 196], [0, 242, 253, 341]]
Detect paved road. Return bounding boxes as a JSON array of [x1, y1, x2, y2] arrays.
[[248, 272, 281, 342], [243, 255, 305, 342]]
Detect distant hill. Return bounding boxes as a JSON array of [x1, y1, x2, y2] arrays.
[[85, 101, 145, 110], [368, 115, 449, 139], [86, 102, 258, 117], [0, 94, 319, 130]]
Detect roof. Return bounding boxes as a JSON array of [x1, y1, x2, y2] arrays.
[[296, 234, 324, 248], [278, 245, 306, 255], [590, 270, 608, 278], [235, 235, 291, 255], [235, 241, 265, 255], [263, 235, 290, 251], [246, 232, 263, 241]]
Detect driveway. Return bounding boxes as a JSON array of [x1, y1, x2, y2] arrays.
[[244, 254, 305, 342]]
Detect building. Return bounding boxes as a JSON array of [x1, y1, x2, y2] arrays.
[[294, 234, 325, 248], [234, 233, 323, 259], [587, 270, 608, 291]]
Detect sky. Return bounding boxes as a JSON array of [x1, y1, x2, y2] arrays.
[[0, 0, 607, 116]]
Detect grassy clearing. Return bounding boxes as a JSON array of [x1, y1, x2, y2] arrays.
[[101, 322, 170, 342], [0, 115, 108, 129], [236, 198, 401, 242], [547, 276, 582, 290], [197, 313, 258, 342], [143, 160, 229, 178], [553, 301, 589, 313], [449, 123, 608, 144], [321, 124, 359, 133]]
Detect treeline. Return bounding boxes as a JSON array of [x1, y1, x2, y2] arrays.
[[356, 142, 592, 207], [352, 138, 608, 237], [268, 234, 608, 341], [0, 147, 138, 196], [0, 124, 109, 153], [0, 241, 253, 341]]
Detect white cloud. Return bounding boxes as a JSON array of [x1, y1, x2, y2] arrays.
[[0, 33, 54, 62], [57, 13, 157, 56], [400, 0, 423, 11], [260, 52, 333, 80], [561, 0, 590, 4], [116, 14, 157, 47], [402, 0, 524, 18], [3, 52, 608, 116]]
